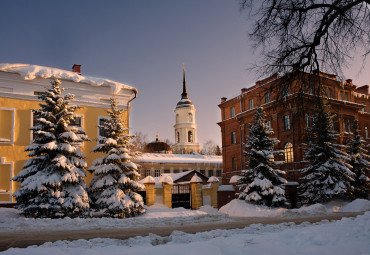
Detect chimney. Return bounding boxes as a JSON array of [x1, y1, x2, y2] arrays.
[[241, 88, 248, 94], [221, 97, 227, 103], [72, 64, 81, 74]]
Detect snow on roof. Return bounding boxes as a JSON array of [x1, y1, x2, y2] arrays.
[[208, 176, 220, 183], [135, 153, 222, 164], [190, 173, 203, 183], [151, 170, 194, 184], [142, 176, 155, 184], [229, 175, 241, 184], [0, 63, 137, 94], [159, 175, 174, 184]]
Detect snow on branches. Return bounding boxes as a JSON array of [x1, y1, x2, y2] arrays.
[[13, 79, 90, 218], [237, 107, 287, 207], [89, 97, 145, 218], [346, 119, 370, 199], [300, 100, 354, 204]]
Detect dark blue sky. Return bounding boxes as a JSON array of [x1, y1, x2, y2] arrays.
[[1, 0, 369, 146]]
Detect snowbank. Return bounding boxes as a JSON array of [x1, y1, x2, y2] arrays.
[[339, 199, 370, 212], [4, 212, 370, 255], [220, 199, 370, 218], [219, 199, 287, 217]]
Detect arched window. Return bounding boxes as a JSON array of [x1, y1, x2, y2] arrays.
[[284, 142, 294, 163], [188, 131, 193, 142], [176, 132, 180, 143], [188, 113, 193, 122]]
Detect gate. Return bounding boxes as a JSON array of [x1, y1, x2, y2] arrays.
[[137, 190, 146, 205], [172, 184, 191, 209]]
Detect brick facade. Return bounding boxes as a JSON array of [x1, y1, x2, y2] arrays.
[[218, 72, 370, 185]]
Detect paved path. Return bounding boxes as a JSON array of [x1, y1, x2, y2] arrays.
[[0, 212, 363, 252]]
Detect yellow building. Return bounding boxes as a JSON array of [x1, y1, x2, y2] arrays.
[[0, 63, 137, 202]]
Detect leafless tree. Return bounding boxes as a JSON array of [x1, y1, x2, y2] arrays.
[[201, 140, 222, 155], [131, 131, 148, 152], [242, 0, 370, 79]]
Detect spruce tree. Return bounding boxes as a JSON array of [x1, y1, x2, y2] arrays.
[[346, 119, 370, 199], [237, 107, 287, 207], [13, 79, 90, 218], [88, 97, 145, 218], [300, 100, 354, 204]]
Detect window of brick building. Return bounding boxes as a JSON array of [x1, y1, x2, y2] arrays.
[[164, 169, 170, 173], [200, 170, 205, 175], [266, 120, 271, 130], [340, 91, 344, 100], [154, 169, 161, 177], [345, 92, 349, 101], [145, 169, 151, 177], [282, 85, 290, 98], [283, 115, 290, 131], [305, 114, 312, 128], [231, 131, 236, 144], [232, 157, 237, 171], [265, 93, 270, 104], [365, 127, 368, 139], [284, 142, 294, 163], [328, 88, 333, 98], [230, 107, 235, 118], [249, 99, 254, 109]]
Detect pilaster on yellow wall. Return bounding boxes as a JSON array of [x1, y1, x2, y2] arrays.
[[210, 183, 219, 208], [144, 183, 155, 206], [162, 183, 173, 208], [191, 183, 203, 210]]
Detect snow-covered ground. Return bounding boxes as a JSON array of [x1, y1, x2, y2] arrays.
[[1, 199, 369, 254], [1, 199, 369, 233], [0, 204, 228, 232], [3, 211, 370, 255]]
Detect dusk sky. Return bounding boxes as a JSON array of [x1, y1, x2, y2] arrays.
[[1, 0, 369, 146]]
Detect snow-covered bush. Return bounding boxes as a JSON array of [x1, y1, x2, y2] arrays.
[[13, 79, 90, 218], [88, 97, 145, 218], [237, 107, 287, 207], [346, 119, 370, 199], [300, 100, 354, 204]]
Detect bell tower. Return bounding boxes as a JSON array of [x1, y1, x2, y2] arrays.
[[173, 64, 200, 154]]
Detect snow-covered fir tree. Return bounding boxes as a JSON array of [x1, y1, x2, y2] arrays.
[[13, 79, 90, 218], [300, 100, 354, 204], [88, 97, 145, 218], [237, 107, 287, 207], [346, 119, 370, 199]]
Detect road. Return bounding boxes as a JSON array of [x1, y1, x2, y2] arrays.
[[0, 212, 363, 252]]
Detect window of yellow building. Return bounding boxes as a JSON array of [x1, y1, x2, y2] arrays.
[[0, 108, 15, 143]]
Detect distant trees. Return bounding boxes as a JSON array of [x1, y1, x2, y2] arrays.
[[237, 107, 287, 207], [131, 131, 148, 152], [88, 98, 145, 218], [13, 79, 90, 218], [200, 140, 222, 155], [299, 100, 354, 204]]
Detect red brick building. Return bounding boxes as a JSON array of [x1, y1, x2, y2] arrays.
[[218, 71, 370, 185]]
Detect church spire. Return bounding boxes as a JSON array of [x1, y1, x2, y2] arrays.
[[181, 63, 188, 100]]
